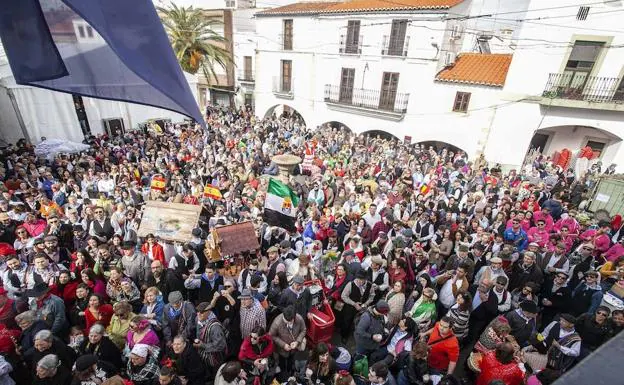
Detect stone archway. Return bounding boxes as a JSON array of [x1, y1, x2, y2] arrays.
[[416, 140, 467, 156], [525, 125, 623, 171], [361, 129, 401, 142], [264, 104, 306, 126]]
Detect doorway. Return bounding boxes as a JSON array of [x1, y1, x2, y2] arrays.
[[529, 132, 550, 153], [72, 95, 91, 137]]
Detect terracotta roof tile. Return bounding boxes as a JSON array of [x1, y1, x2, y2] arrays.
[[324, 0, 465, 13], [435, 53, 513, 87], [256, 2, 341, 16], [257, 0, 464, 16]]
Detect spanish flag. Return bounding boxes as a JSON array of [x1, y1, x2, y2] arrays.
[[150, 175, 166, 192], [204, 184, 222, 200]]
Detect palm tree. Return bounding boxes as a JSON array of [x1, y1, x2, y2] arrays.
[[158, 2, 232, 84]]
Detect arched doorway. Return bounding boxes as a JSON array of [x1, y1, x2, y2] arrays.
[[264, 104, 306, 126], [525, 125, 622, 170], [416, 141, 466, 156], [361, 130, 400, 142]]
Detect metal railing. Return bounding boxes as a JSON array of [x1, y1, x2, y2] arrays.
[[542, 72, 624, 103], [381, 35, 410, 57], [339, 34, 363, 54], [237, 69, 254, 82], [278, 33, 293, 50], [273, 76, 293, 96], [324, 84, 409, 113]]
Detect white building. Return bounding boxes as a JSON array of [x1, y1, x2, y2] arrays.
[[253, 0, 624, 171]]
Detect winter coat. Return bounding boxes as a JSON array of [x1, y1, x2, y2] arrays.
[[269, 313, 306, 356], [354, 310, 386, 351]]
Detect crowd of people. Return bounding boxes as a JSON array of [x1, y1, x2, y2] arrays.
[[0, 105, 622, 385]]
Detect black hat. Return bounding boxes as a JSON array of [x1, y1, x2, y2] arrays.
[[75, 354, 98, 371], [520, 300, 538, 314], [121, 241, 136, 250], [25, 282, 50, 298], [355, 269, 368, 279], [191, 228, 202, 237], [72, 224, 84, 231], [560, 313, 576, 324]]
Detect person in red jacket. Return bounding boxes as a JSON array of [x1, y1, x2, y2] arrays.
[[50, 271, 79, 307], [140, 233, 166, 264], [238, 326, 275, 373], [476, 342, 524, 385], [427, 316, 459, 376]]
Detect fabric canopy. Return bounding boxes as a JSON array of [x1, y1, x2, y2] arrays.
[[0, 0, 204, 127]]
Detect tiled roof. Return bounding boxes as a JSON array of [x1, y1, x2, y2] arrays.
[[324, 0, 465, 13], [256, 2, 341, 16], [435, 53, 513, 87], [256, 0, 464, 16]]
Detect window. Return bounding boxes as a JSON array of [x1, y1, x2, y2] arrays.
[[77, 25, 85, 38], [281, 60, 292, 92], [564, 41, 604, 89], [577, 6, 590, 20], [339, 68, 355, 103], [344, 20, 361, 54], [225, 0, 236, 8], [379, 72, 399, 111], [387, 20, 407, 56], [586, 140, 605, 157], [453, 92, 471, 112], [244, 93, 253, 107], [615, 78, 624, 101], [282, 19, 293, 50], [243, 56, 252, 80], [86, 26, 94, 38]]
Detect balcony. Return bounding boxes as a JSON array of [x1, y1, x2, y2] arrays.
[[339, 34, 363, 55], [381, 35, 410, 57], [324, 84, 409, 121], [277, 33, 293, 50], [237, 69, 254, 84], [537, 72, 624, 111], [272, 76, 294, 99]]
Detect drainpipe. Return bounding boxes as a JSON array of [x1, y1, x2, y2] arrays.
[[3, 86, 31, 144]]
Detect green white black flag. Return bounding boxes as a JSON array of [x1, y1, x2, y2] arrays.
[[264, 178, 299, 231]]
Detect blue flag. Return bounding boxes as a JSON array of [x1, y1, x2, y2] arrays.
[[0, 0, 204, 126]]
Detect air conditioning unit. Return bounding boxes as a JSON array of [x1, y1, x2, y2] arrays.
[[102, 118, 125, 137], [444, 52, 456, 66], [450, 25, 463, 40]]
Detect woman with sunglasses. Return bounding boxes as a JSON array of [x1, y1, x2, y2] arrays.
[[13, 225, 35, 258]]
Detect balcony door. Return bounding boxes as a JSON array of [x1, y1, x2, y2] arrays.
[[379, 72, 399, 111], [244, 56, 252, 80], [562, 41, 603, 90], [388, 20, 407, 56], [281, 60, 292, 92], [339, 68, 355, 103], [345, 20, 360, 54], [283, 19, 293, 50]]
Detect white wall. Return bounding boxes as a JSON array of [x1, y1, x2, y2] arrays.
[[254, 5, 501, 157], [484, 0, 624, 171]]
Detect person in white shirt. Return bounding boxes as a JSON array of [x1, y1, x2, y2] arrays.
[[522, 313, 581, 372], [436, 264, 470, 311], [362, 203, 381, 229], [96, 173, 115, 196]]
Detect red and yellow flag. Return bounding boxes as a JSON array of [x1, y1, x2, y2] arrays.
[[204, 184, 222, 200], [150, 175, 166, 192]]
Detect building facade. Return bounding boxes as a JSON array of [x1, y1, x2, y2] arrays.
[[253, 0, 624, 171]]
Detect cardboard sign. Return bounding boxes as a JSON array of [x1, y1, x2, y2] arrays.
[[137, 201, 202, 242]]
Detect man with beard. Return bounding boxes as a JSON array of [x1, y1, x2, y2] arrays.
[[71, 224, 89, 252], [147, 260, 184, 302], [1, 254, 28, 299], [120, 241, 151, 289], [42, 235, 70, 267], [94, 245, 121, 278], [474, 257, 508, 289]]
